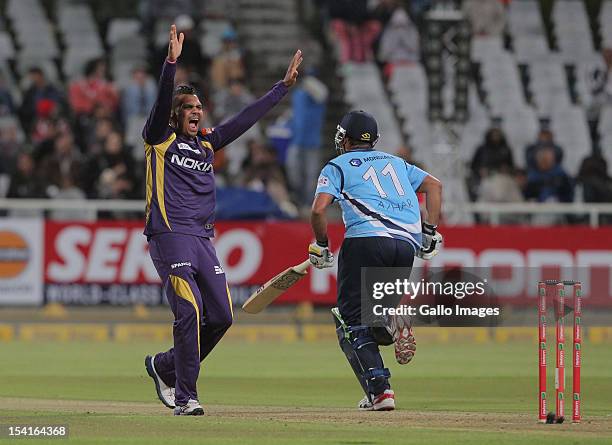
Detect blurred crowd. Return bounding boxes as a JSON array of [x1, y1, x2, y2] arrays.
[[319, 0, 612, 208], [2, 0, 612, 225], [316, 0, 424, 77], [468, 123, 612, 225], [0, 3, 331, 220]]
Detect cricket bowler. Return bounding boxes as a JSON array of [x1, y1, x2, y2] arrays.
[[309, 110, 443, 411], [143, 24, 302, 415]]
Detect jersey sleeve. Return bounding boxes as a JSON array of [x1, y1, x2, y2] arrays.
[[405, 162, 428, 191], [142, 59, 175, 145], [315, 163, 342, 200]]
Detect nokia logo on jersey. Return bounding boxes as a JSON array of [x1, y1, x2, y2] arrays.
[[171, 154, 212, 172]]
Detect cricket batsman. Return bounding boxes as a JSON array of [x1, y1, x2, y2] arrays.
[[309, 110, 442, 411], [144, 24, 302, 415]]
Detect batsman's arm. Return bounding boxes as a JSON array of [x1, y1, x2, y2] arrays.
[[416, 175, 442, 226], [310, 192, 334, 245]]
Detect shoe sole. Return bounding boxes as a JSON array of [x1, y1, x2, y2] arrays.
[[174, 407, 205, 416], [373, 392, 396, 411], [393, 315, 416, 365], [373, 403, 395, 411], [145, 355, 175, 409]]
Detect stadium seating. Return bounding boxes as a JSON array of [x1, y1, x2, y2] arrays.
[[341, 62, 403, 151], [57, 2, 104, 79], [552, 0, 595, 62], [599, 107, 612, 160], [529, 58, 572, 114], [199, 19, 232, 58], [551, 106, 591, 176], [601, 0, 612, 48], [106, 18, 141, 47], [508, 0, 549, 63]]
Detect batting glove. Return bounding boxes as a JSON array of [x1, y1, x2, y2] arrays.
[[308, 241, 334, 269], [416, 222, 443, 260]]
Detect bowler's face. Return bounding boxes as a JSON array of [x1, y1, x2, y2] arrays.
[[178, 95, 204, 137]]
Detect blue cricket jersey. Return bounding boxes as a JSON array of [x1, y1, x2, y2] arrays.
[[315, 149, 428, 249]]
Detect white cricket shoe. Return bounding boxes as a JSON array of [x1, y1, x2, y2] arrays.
[[174, 399, 204, 416], [358, 390, 395, 411], [145, 355, 175, 408]]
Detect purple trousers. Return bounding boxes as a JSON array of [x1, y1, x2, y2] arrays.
[[148, 233, 233, 405]]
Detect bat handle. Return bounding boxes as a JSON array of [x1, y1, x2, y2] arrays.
[[294, 259, 311, 274]]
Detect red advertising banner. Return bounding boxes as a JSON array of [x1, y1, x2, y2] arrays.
[[44, 221, 612, 306]]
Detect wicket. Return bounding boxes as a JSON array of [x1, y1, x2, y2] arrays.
[[538, 280, 582, 424]]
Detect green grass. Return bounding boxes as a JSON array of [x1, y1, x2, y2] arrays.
[[0, 339, 610, 444]]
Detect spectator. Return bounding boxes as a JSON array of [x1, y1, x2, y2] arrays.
[[121, 65, 157, 125], [32, 118, 69, 164], [372, 0, 400, 28], [48, 172, 92, 221], [286, 69, 328, 207], [210, 27, 245, 89], [409, 0, 433, 26], [84, 131, 134, 198], [19, 67, 64, 134], [87, 117, 115, 156], [153, 15, 207, 77], [525, 129, 563, 171], [478, 170, 525, 223], [470, 127, 514, 184], [577, 154, 612, 203], [328, 0, 382, 63], [525, 145, 573, 203], [68, 58, 119, 118], [213, 80, 260, 176], [212, 78, 255, 123], [7, 152, 44, 198], [377, 8, 420, 79], [29, 97, 63, 147], [0, 73, 16, 117], [39, 128, 83, 197], [0, 118, 22, 175], [462, 0, 505, 37], [478, 171, 524, 202], [242, 140, 297, 217]]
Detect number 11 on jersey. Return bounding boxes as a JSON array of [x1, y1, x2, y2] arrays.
[[362, 163, 406, 198]]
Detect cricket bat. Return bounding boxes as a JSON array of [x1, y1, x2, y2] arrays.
[[242, 259, 311, 314]]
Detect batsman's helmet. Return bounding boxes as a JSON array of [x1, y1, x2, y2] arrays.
[[334, 110, 379, 153]]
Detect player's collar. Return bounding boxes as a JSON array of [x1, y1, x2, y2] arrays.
[[348, 147, 374, 152]]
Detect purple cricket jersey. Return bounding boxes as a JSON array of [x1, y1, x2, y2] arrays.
[[142, 60, 288, 238]]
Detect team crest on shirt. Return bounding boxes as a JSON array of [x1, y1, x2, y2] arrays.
[[177, 143, 201, 154], [318, 176, 329, 186], [349, 159, 362, 167]]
